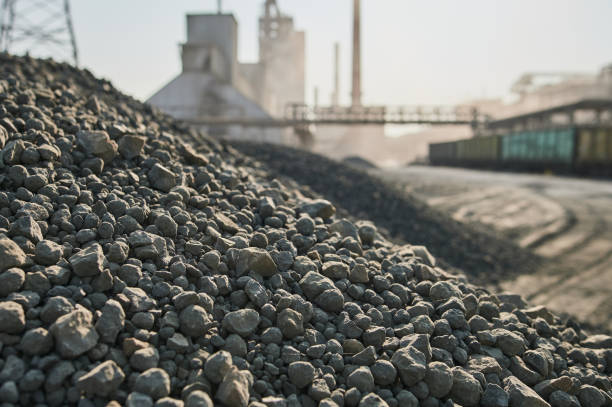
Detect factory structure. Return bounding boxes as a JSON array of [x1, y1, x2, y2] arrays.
[[148, 0, 386, 158], [148, 0, 305, 144], [147, 0, 612, 166]]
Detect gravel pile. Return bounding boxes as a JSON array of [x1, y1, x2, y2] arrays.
[[0, 53, 611, 407], [229, 141, 541, 286]]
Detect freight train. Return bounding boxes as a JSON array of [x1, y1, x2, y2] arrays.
[[428, 126, 612, 175]]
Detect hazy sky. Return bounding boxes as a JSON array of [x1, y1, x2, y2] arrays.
[[19, 1, 612, 106]]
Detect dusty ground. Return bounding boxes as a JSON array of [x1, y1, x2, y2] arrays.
[[376, 165, 612, 331]]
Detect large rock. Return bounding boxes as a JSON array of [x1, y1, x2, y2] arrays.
[[0, 238, 27, 271], [50, 306, 99, 358], [20, 327, 53, 355], [69, 243, 106, 277], [244, 279, 268, 308], [299, 271, 335, 299], [95, 299, 125, 343], [77, 130, 117, 162], [347, 366, 375, 393], [277, 308, 304, 339], [148, 163, 176, 192], [0, 301, 25, 334], [179, 305, 211, 337], [0, 268, 25, 296], [204, 351, 233, 384], [236, 247, 277, 277], [288, 361, 316, 389], [299, 271, 344, 312], [9, 215, 42, 242], [299, 199, 336, 219], [34, 239, 62, 266], [133, 368, 171, 400], [328, 219, 360, 241], [481, 383, 509, 407], [223, 309, 260, 337], [118, 134, 146, 159], [424, 361, 453, 398], [216, 366, 253, 407], [76, 360, 125, 397], [391, 346, 427, 386], [451, 367, 482, 406], [504, 376, 550, 407], [493, 329, 526, 356], [358, 393, 389, 407]]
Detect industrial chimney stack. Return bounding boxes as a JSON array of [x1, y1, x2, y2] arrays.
[[351, 0, 361, 107], [332, 42, 340, 106]]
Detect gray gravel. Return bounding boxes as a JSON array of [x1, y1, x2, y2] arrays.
[[0, 54, 611, 406]]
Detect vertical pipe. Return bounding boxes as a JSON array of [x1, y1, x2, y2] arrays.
[[332, 42, 339, 106], [314, 87, 319, 108], [351, 0, 361, 107]]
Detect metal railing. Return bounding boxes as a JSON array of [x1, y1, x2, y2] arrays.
[[168, 103, 490, 127]]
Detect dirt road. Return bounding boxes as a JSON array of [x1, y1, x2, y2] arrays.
[[376, 166, 612, 331]]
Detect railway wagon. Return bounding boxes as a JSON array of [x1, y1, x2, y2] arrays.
[[428, 126, 612, 176], [456, 135, 500, 167], [500, 128, 575, 172], [575, 127, 612, 175], [428, 141, 457, 165]]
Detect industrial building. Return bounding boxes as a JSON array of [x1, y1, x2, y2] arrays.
[[147, 0, 304, 144], [147, 0, 388, 160]]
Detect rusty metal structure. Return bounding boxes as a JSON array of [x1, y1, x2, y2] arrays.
[[0, 0, 78, 65]]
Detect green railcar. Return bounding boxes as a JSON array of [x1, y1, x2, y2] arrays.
[[501, 128, 575, 164], [427, 126, 612, 175]]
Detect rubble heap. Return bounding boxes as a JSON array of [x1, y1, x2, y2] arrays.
[[0, 54, 611, 407]]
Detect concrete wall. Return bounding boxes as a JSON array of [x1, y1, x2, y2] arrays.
[[185, 14, 237, 83], [181, 44, 226, 78]]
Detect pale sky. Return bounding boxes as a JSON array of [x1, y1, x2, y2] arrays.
[[12, 1, 612, 106]]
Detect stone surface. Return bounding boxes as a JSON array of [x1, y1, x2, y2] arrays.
[[0, 301, 25, 333], [236, 247, 277, 277], [50, 306, 99, 358], [69, 243, 105, 277], [215, 366, 252, 407], [0, 238, 27, 271], [391, 346, 427, 386], [134, 368, 171, 400], [148, 163, 177, 192], [77, 130, 118, 162], [0, 53, 608, 407], [76, 360, 125, 397], [223, 309, 260, 337], [288, 361, 316, 389], [505, 376, 550, 407]]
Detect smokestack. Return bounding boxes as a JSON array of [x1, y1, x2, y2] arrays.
[[217, 0, 222, 14], [332, 42, 340, 106], [351, 0, 361, 107]]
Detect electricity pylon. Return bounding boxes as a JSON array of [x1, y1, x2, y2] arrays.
[[1, 0, 78, 65]]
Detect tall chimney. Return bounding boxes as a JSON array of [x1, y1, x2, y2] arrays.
[[351, 0, 361, 107], [332, 42, 340, 106]]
